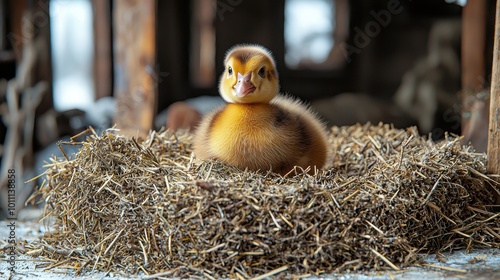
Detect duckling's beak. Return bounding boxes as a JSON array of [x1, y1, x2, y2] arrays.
[[233, 73, 256, 97]]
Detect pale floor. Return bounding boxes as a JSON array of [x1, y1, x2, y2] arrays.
[[1, 219, 499, 280]]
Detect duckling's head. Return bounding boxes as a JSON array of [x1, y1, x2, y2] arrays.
[[219, 44, 279, 104]]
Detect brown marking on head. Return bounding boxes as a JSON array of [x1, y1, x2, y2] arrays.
[[230, 49, 257, 64]]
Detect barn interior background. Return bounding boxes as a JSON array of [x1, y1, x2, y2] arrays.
[[0, 0, 499, 278]]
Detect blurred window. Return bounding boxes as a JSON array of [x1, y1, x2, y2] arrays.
[[50, 0, 94, 111], [285, 0, 336, 70]]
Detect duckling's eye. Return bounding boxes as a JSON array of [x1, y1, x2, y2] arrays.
[[227, 66, 233, 75], [258, 67, 265, 78]]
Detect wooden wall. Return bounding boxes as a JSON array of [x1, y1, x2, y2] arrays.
[[155, 0, 463, 104]]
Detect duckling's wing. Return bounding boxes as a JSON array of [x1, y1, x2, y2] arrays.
[[271, 94, 329, 171], [270, 95, 328, 134]]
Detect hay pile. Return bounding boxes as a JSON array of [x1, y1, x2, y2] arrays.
[[25, 124, 500, 278]]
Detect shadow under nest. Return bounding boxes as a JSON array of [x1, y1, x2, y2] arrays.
[[24, 123, 500, 279]]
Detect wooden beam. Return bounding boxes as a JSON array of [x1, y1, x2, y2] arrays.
[[488, 0, 500, 176], [461, 0, 487, 93], [92, 0, 112, 100], [461, 0, 488, 152], [190, 0, 216, 88], [113, 0, 157, 137], [34, 0, 53, 116]]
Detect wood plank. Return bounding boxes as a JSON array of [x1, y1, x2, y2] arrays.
[[488, 0, 500, 176], [34, 0, 53, 116], [190, 0, 215, 88], [461, 0, 487, 93], [461, 0, 488, 152], [113, 0, 157, 137], [92, 0, 112, 99]]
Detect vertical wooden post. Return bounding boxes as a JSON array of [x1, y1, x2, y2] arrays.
[[92, 0, 112, 100], [113, 0, 157, 137], [488, 0, 500, 176], [461, 0, 486, 93], [190, 0, 216, 88], [461, 0, 488, 152]]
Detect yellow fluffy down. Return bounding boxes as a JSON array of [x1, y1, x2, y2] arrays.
[[193, 95, 328, 175]]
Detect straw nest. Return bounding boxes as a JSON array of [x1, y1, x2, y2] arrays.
[[24, 123, 500, 279]]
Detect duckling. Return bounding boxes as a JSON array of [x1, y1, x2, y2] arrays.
[[193, 44, 328, 175]]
